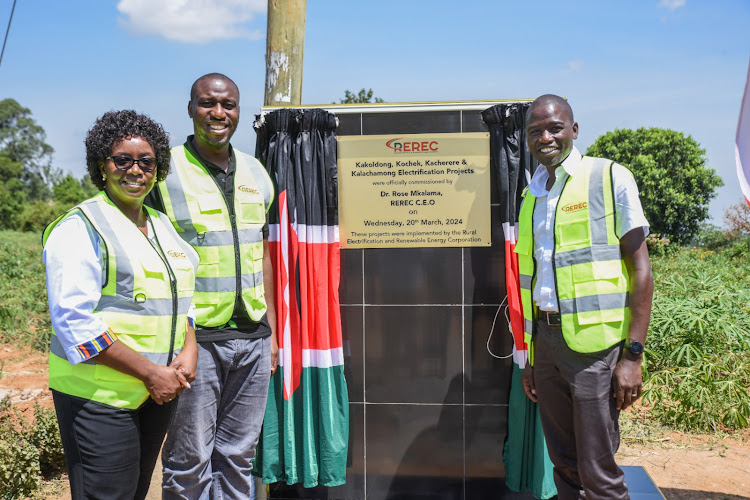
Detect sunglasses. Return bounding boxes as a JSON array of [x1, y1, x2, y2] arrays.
[[106, 155, 157, 173]]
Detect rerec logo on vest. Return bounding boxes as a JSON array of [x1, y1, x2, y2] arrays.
[[167, 250, 187, 259], [238, 185, 261, 194], [386, 137, 439, 153], [561, 202, 588, 213]]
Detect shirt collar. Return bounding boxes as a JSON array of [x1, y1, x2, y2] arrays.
[[528, 146, 582, 197], [184, 135, 235, 174]]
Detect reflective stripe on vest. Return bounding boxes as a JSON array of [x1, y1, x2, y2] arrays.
[[43, 192, 199, 409], [516, 157, 631, 358], [157, 145, 274, 326]]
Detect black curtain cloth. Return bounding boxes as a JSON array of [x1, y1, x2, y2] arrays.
[[481, 102, 535, 226], [254, 108, 339, 229]]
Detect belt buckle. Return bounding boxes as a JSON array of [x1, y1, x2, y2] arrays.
[[545, 311, 561, 326]]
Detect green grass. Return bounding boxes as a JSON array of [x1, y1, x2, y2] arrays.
[[0, 231, 50, 351]]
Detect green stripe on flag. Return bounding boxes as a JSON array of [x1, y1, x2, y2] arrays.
[[503, 364, 557, 499], [254, 364, 349, 488]]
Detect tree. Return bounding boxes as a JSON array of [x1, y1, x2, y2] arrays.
[[335, 88, 384, 104], [0, 152, 27, 230], [53, 174, 98, 206], [0, 98, 60, 201], [586, 128, 723, 244], [723, 199, 750, 234]]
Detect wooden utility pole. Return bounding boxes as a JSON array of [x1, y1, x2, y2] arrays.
[[264, 0, 306, 106]]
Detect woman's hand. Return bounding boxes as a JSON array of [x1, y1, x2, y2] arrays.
[[145, 365, 190, 405], [92, 339, 190, 405]]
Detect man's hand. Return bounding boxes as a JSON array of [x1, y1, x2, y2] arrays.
[[170, 346, 197, 384], [613, 355, 642, 411], [521, 361, 537, 402], [270, 333, 279, 376], [263, 238, 279, 377]]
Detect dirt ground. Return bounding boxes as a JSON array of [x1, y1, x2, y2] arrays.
[[2, 345, 749, 500]]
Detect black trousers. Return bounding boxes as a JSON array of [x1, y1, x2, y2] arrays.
[[53, 390, 177, 500], [533, 321, 628, 500]]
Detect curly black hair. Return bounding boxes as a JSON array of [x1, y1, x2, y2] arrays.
[[85, 110, 171, 190]]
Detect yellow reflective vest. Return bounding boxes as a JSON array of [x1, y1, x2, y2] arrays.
[[516, 157, 631, 361], [157, 145, 274, 326], [43, 192, 199, 409]]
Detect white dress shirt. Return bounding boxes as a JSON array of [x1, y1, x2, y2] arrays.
[[528, 147, 649, 312]]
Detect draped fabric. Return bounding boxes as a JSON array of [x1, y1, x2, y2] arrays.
[[736, 62, 750, 206], [482, 103, 556, 500], [253, 108, 349, 487]]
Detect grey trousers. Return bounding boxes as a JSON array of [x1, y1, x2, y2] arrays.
[[533, 320, 628, 500], [162, 336, 271, 500]]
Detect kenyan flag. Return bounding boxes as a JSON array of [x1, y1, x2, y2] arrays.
[[254, 109, 348, 487]]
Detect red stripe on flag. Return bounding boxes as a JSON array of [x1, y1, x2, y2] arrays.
[[270, 190, 343, 399], [504, 240, 525, 351], [295, 242, 342, 351]]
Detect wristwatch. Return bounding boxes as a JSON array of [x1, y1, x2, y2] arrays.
[[627, 340, 645, 356]]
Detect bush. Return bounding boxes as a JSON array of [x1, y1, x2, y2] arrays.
[[30, 405, 66, 477], [0, 231, 50, 351], [645, 233, 679, 258], [691, 222, 741, 251], [643, 247, 750, 432], [0, 400, 65, 498], [16, 201, 68, 233]]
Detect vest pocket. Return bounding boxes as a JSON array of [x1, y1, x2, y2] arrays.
[[173, 263, 195, 294], [195, 247, 220, 296], [570, 257, 626, 326], [198, 193, 224, 213], [556, 217, 591, 247], [515, 231, 532, 256], [238, 200, 265, 224], [572, 279, 626, 325], [574, 305, 625, 325]]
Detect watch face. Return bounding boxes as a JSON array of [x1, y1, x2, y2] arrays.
[[628, 341, 644, 355]]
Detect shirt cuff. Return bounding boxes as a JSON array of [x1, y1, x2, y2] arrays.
[[73, 329, 118, 362]]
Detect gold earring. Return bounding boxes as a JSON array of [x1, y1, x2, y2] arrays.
[[102, 174, 107, 181]]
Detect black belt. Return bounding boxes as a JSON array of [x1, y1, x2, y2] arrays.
[[538, 311, 561, 326]]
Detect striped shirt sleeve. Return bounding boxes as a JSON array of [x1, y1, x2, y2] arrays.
[[74, 329, 118, 360]]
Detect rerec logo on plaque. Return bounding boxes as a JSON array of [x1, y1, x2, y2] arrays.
[[338, 132, 491, 248], [386, 137, 439, 153]]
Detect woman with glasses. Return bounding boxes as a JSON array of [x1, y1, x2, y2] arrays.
[[43, 110, 199, 500]]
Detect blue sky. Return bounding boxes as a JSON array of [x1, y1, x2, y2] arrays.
[[0, 0, 748, 224]]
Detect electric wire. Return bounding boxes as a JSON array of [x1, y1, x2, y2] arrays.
[[486, 295, 515, 360], [0, 0, 18, 70]]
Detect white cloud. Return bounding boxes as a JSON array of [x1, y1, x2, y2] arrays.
[[568, 60, 584, 72], [659, 0, 686, 11], [117, 0, 266, 44]]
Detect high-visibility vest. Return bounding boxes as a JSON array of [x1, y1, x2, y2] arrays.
[[43, 192, 199, 409], [516, 157, 631, 361], [157, 145, 274, 326]]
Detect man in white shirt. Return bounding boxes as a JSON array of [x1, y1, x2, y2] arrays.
[[519, 94, 653, 499]]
